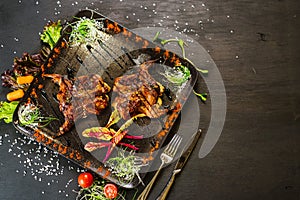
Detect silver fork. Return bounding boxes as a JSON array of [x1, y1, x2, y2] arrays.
[[137, 134, 182, 200]]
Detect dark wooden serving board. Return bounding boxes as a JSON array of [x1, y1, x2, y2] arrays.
[[12, 10, 198, 188]]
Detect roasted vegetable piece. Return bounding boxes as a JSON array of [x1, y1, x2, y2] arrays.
[[16, 75, 34, 85], [6, 89, 24, 101]]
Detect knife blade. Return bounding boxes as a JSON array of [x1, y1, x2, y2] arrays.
[[156, 129, 202, 200]]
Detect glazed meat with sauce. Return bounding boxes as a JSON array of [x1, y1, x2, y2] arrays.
[[112, 62, 166, 120], [44, 73, 111, 136]]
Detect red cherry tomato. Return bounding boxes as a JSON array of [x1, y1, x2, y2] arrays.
[[103, 183, 118, 199], [78, 172, 94, 188]]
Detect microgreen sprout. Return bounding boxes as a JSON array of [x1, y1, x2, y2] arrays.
[[66, 17, 105, 46], [75, 179, 126, 200], [153, 31, 209, 101], [18, 103, 58, 127], [193, 91, 208, 102], [153, 31, 179, 46], [153, 31, 208, 75], [105, 150, 146, 185], [161, 64, 191, 85]]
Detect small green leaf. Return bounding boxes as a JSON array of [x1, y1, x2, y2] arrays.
[[106, 109, 121, 128], [40, 20, 62, 49], [0, 101, 19, 123], [82, 127, 113, 141]]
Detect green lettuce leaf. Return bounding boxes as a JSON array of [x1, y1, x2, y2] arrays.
[[0, 101, 19, 123], [40, 20, 62, 49]]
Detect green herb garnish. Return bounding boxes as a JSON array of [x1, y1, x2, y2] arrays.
[[75, 179, 125, 200], [153, 31, 209, 75], [67, 17, 105, 46], [40, 20, 62, 50], [162, 64, 191, 85], [106, 150, 146, 185], [153, 31, 209, 101], [0, 101, 19, 123], [18, 103, 57, 127], [193, 91, 208, 102]]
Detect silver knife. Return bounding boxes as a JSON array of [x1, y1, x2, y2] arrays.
[[156, 129, 202, 200]]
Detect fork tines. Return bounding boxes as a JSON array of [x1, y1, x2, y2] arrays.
[[165, 134, 182, 156]]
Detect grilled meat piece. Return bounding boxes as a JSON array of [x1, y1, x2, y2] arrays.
[[112, 62, 165, 120], [44, 73, 111, 136]]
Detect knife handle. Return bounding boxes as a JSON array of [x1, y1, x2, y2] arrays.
[[156, 169, 181, 200]]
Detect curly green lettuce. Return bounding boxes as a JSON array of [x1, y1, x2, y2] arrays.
[[0, 101, 19, 123], [40, 20, 62, 49]]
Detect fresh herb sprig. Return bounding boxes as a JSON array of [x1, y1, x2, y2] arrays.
[[66, 17, 105, 46], [18, 103, 57, 127], [105, 150, 146, 185], [153, 31, 209, 102], [161, 64, 191, 85], [75, 179, 125, 200], [193, 91, 208, 102], [153, 31, 208, 75]]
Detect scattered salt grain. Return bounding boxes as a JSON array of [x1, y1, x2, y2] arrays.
[[65, 179, 73, 188]]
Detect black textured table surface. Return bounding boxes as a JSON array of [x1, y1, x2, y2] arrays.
[[0, 0, 299, 200]]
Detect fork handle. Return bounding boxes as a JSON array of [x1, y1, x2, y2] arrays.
[[156, 169, 181, 200], [137, 162, 164, 200]]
